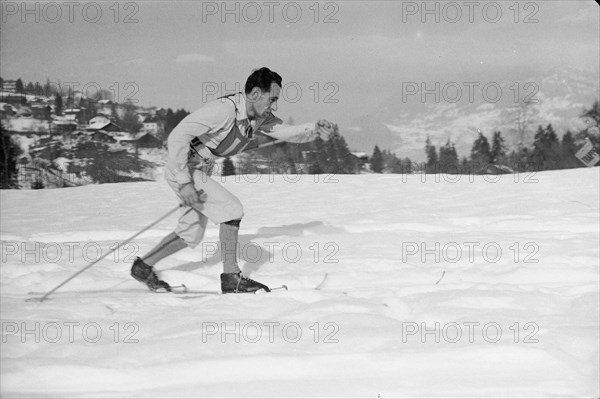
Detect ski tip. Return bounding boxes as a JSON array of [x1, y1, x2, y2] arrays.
[[282, 284, 288, 290]]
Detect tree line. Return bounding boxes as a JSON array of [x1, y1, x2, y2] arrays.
[[369, 100, 599, 174], [222, 122, 360, 176]]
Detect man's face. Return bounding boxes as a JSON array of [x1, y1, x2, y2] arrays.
[[247, 82, 281, 120]]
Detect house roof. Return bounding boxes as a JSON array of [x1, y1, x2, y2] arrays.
[[350, 152, 369, 158], [52, 120, 78, 126], [87, 121, 122, 131], [89, 115, 110, 124]]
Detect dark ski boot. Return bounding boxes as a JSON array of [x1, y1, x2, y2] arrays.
[[131, 257, 171, 292], [220, 272, 270, 294]]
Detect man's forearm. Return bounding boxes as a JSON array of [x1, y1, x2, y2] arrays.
[[262, 123, 317, 143]]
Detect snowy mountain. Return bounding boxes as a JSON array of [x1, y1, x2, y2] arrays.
[[1, 168, 598, 397], [344, 66, 599, 161]]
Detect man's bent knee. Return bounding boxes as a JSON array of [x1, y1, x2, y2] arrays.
[[223, 219, 241, 227]]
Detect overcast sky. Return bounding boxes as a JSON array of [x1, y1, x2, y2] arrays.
[[2, 0, 598, 146]]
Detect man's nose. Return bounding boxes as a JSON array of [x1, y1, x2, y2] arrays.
[[270, 101, 278, 112]]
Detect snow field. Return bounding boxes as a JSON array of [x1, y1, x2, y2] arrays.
[[1, 168, 598, 397]]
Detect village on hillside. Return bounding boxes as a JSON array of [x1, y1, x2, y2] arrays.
[[0, 78, 189, 188], [0, 79, 164, 143]]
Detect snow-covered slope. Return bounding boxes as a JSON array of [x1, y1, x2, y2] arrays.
[[1, 168, 599, 397]]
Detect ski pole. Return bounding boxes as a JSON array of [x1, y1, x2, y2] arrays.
[[26, 204, 183, 303]]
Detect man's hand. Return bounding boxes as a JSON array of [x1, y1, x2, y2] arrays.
[[315, 120, 334, 141], [179, 183, 206, 207]]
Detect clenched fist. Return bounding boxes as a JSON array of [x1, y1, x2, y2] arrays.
[[179, 183, 206, 207], [315, 119, 334, 141]]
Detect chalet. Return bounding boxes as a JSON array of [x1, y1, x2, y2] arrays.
[[135, 133, 163, 148], [89, 131, 116, 143], [111, 132, 137, 143], [0, 93, 26, 105], [87, 116, 121, 133], [51, 119, 78, 134], [348, 152, 369, 173], [142, 115, 164, 136], [2, 80, 17, 93], [89, 115, 111, 125], [31, 105, 52, 120], [63, 108, 88, 125]]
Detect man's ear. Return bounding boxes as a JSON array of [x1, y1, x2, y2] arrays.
[[249, 87, 262, 101]]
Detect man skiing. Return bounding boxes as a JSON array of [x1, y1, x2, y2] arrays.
[[131, 67, 334, 294]]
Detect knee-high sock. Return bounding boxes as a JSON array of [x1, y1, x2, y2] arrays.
[[142, 232, 187, 267], [220, 223, 241, 274]]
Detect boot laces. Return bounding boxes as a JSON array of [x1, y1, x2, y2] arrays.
[[235, 273, 260, 292]]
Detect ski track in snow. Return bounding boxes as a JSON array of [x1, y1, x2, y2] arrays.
[[1, 169, 599, 397]]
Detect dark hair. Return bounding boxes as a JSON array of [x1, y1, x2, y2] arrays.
[[245, 67, 282, 94]]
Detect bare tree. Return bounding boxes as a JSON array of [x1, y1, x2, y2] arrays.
[[510, 100, 538, 151]]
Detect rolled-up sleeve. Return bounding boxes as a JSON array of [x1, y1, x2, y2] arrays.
[[257, 114, 317, 143]]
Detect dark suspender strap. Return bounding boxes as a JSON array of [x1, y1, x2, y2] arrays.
[[218, 94, 238, 113], [190, 94, 240, 150]]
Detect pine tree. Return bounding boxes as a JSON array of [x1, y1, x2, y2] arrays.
[[371, 145, 384, 173], [111, 102, 118, 121], [308, 136, 326, 174], [324, 136, 339, 174], [330, 131, 354, 173], [560, 131, 580, 169], [530, 124, 560, 170], [0, 123, 22, 189], [425, 136, 438, 173], [490, 131, 506, 164], [439, 140, 459, 173], [460, 156, 470, 174], [286, 153, 297, 174], [54, 94, 63, 116], [402, 158, 413, 174], [222, 157, 236, 176], [381, 149, 400, 172], [15, 78, 23, 94], [119, 103, 142, 133], [43, 78, 53, 97], [470, 132, 492, 171]]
